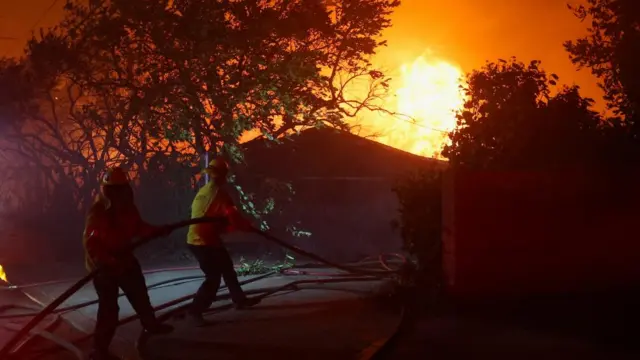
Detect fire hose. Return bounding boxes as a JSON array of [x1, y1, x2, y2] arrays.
[[0, 216, 230, 359], [0, 216, 409, 359], [9, 271, 277, 360], [0, 257, 406, 321], [0, 254, 405, 293], [19, 273, 387, 360], [0, 267, 203, 291], [5, 269, 401, 359]]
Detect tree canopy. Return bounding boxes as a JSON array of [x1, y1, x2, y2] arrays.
[[23, 0, 399, 161], [441, 0, 640, 170], [0, 0, 400, 240], [564, 0, 640, 123], [442, 58, 603, 170]]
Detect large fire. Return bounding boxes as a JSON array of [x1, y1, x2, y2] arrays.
[[360, 56, 465, 158], [200, 56, 466, 159]]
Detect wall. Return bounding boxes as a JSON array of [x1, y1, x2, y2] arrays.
[[443, 168, 640, 299], [230, 175, 403, 263], [277, 177, 403, 262], [237, 128, 443, 263]]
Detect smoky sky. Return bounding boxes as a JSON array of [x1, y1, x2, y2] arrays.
[[1, 0, 602, 107]]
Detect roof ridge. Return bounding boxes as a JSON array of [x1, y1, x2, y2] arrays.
[[243, 127, 444, 163]]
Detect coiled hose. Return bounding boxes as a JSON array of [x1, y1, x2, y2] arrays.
[[0, 217, 408, 359]]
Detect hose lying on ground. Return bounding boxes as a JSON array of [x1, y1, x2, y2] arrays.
[[3, 315, 85, 360], [3, 261, 393, 359], [0, 254, 406, 320], [10, 271, 280, 360], [0, 266, 202, 292], [9, 267, 400, 359], [0, 304, 84, 360], [0, 253, 407, 292], [255, 230, 400, 277], [0, 275, 206, 320], [0, 216, 228, 359], [136, 275, 388, 360], [0, 219, 407, 359], [7, 322, 84, 360], [26, 273, 383, 359]]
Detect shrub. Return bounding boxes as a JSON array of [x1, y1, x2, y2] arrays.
[[392, 164, 445, 304]]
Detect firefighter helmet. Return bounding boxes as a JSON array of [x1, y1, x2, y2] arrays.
[[202, 157, 229, 176], [102, 167, 129, 186]]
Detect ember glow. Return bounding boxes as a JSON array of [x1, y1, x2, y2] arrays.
[[360, 56, 465, 158], [0, 264, 7, 283]]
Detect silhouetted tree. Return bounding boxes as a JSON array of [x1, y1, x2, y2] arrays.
[[0, 58, 133, 235], [27, 0, 399, 159], [0, 0, 401, 256], [392, 164, 444, 300], [564, 0, 640, 130], [442, 58, 603, 169]]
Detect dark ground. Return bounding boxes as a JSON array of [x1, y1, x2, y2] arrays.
[[378, 287, 640, 359], [3, 264, 640, 360], [1, 269, 399, 360], [3, 214, 639, 360]]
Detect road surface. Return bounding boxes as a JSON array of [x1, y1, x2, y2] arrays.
[[1, 266, 400, 359]]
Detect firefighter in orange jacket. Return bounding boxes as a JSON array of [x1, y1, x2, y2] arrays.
[[83, 167, 173, 360], [186, 158, 260, 326]]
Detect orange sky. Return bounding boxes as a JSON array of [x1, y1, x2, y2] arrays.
[[376, 0, 601, 105], [0, 0, 601, 105], [0, 0, 601, 102]]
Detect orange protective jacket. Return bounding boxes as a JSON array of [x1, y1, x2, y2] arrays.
[[187, 182, 253, 247], [82, 197, 156, 271]]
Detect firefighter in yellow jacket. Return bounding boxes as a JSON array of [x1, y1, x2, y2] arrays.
[[186, 157, 260, 326], [83, 167, 173, 360]]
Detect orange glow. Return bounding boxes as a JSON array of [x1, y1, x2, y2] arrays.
[[357, 56, 465, 158], [0, 264, 7, 283], [238, 56, 465, 159]]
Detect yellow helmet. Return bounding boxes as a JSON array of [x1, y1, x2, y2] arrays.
[[202, 157, 229, 177], [102, 167, 129, 186]]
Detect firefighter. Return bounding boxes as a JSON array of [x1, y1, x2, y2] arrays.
[[186, 157, 261, 326], [83, 167, 174, 360]]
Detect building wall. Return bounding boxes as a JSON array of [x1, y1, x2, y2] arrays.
[[443, 168, 640, 299], [244, 177, 404, 263], [236, 128, 443, 262]]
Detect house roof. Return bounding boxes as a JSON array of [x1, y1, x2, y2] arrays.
[[240, 127, 445, 179]]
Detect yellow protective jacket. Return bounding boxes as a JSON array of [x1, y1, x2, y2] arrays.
[[187, 182, 251, 247], [82, 197, 155, 271]]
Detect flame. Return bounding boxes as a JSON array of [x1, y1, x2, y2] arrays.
[[224, 56, 465, 159], [0, 264, 7, 283], [359, 56, 465, 158]]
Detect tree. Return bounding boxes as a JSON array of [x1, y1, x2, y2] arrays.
[[0, 58, 39, 129], [0, 57, 142, 237], [0, 0, 400, 245], [392, 164, 444, 302], [564, 0, 640, 125], [30, 0, 399, 158], [442, 58, 603, 170]]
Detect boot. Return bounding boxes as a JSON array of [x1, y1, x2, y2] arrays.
[[185, 312, 214, 327], [234, 296, 261, 310], [144, 322, 174, 335]]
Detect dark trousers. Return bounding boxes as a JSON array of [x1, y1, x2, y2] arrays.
[[92, 259, 157, 353], [188, 245, 247, 315]]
